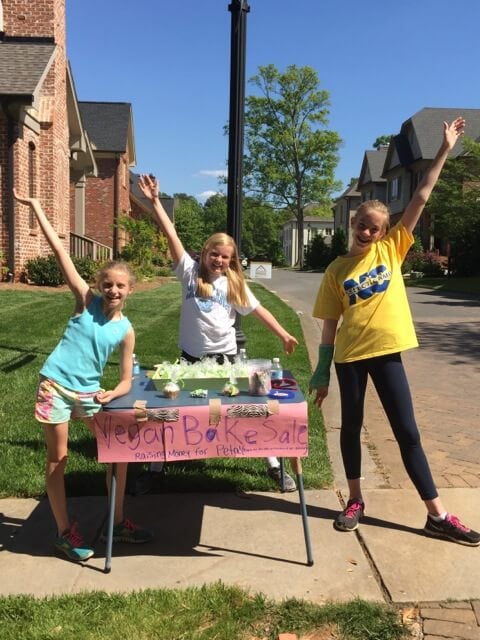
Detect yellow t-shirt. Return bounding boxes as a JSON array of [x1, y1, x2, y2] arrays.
[[313, 222, 418, 363]]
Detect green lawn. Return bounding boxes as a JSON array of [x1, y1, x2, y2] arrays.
[[406, 275, 480, 296], [0, 281, 332, 498], [0, 584, 406, 640]]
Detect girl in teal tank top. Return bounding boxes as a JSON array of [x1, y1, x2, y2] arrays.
[[13, 190, 153, 562]]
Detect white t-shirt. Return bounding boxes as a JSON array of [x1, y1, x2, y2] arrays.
[[175, 252, 259, 357]]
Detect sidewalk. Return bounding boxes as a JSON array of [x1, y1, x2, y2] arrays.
[[1, 282, 480, 638]]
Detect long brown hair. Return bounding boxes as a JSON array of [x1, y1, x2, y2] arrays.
[[197, 233, 249, 307]]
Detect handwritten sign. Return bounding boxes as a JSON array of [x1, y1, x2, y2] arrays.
[[94, 403, 308, 463]]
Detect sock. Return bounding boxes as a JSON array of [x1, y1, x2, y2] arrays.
[[266, 456, 279, 469], [428, 511, 447, 522]]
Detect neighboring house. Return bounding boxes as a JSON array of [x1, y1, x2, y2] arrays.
[[357, 147, 387, 203], [78, 101, 136, 258], [382, 107, 480, 249], [331, 182, 361, 248], [129, 171, 175, 225], [282, 212, 334, 266], [0, 0, 96, 281]]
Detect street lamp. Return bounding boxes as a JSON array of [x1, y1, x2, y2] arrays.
[[227, 0, 250, 350], [226, 0, 249, 250]]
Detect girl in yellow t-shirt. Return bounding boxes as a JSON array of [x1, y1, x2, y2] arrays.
[[310, 117, 479, 547]]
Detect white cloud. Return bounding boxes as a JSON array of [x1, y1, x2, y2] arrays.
[[198, 169, 228, 178], [196, 190, 221, 202]]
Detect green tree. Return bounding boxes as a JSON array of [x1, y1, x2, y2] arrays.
[[330, 227, 347, 259], [373, 135, 393, 149], [305, 234, 330, 270], [174, 196, 205, 254], [117, 215, 166, 277], [203, 193, 227, 237], [428, 136, 480, 276], [241, 197, 285, 264], [244, 64, 342, 268]]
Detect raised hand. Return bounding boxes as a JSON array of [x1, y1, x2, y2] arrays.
[[443, 117, 465, 151], [138, 174, 159, 201]]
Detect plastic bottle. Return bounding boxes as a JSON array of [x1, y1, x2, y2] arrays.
[[132, 353, 140, 377], [271, 357, 283, 381], [238, 348, 247, 363]]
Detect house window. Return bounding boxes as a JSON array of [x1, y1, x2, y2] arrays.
[[388, 176, 402, 202], [28, 142, 37, 228]]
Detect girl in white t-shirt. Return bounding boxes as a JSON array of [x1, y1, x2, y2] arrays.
[[138, 174, 298, 491]]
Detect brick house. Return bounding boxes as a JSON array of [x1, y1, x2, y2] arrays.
[[0, 0, 96, 281], [77, 101, 136, 258]]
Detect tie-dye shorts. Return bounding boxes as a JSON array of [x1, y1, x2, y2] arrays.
[[35, 376, 103, 424]]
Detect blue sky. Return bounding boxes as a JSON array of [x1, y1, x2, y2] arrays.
[[67, 0, 480, 202]]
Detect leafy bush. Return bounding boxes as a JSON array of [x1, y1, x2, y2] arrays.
[[304, 235, 331, 270], [25, 255, 64, 286], [403, 250, 445, 277], [72, 256, 98, 283]]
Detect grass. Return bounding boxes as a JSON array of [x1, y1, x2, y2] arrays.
[[0, 583, 407, 640], [405, 274, 480, 296], [0, 281, 332, 497]]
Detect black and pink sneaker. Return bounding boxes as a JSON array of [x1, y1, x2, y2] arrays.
[[424, 514, 480, 547], [334, 499, 365, 531]]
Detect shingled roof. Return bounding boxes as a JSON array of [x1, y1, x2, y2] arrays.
[[401, 107, 480, 161], [0, 42, 56, 98], [78, 101, 133, 153]]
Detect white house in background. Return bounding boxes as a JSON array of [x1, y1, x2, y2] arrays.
[[282, 214, 334, 266]]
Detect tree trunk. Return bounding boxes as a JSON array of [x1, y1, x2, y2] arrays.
[[296, 208, 304, 268]]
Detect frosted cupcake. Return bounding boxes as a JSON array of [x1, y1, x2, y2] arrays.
[[163, 381, 180, 399]]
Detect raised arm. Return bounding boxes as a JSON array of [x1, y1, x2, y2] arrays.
[[13, 190, 89, 301], [401, 117, 465, 234], [138, 174, 184, 264]]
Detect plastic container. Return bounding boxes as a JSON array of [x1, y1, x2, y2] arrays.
[[238, 348, 248, 363], [132, 353, 140, 377], [271, 357, 283, 381], [247, 358, 272, 396]]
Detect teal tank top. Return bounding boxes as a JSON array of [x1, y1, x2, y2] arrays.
[[41, 295, 131, 392]]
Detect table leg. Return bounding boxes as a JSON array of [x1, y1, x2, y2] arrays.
[[104, 462, 117, 573], [290, 457, 314, 566]]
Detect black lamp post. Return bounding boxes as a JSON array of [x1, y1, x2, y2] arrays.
[[226, 0, 249, 250], [227, 0, 249, 351]]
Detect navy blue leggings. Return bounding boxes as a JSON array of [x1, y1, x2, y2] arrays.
[[335, 352, 438, 501]]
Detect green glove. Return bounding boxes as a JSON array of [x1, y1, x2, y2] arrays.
[[309, 344, 334, 388]]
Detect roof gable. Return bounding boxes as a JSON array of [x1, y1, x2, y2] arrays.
[[0, 42, 56, 103], [78, 101, 136, 161]]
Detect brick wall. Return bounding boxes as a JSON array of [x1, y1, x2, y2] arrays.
[[85, 153, 131, 255], [3, 0, 62, 40], [2, 0, 70, 280]]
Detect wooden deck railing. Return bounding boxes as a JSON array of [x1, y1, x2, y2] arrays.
[[70, 233, 112, 262]]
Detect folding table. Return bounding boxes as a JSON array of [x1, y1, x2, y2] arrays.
[[94, 370, 313, 572]]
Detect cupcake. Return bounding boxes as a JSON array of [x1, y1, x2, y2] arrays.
[[163, 381, 180, 399]]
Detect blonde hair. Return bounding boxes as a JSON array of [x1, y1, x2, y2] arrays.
[[354, 199, 391, 233], [197, 233, 249, 307], [96, 260, 136, 290]]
